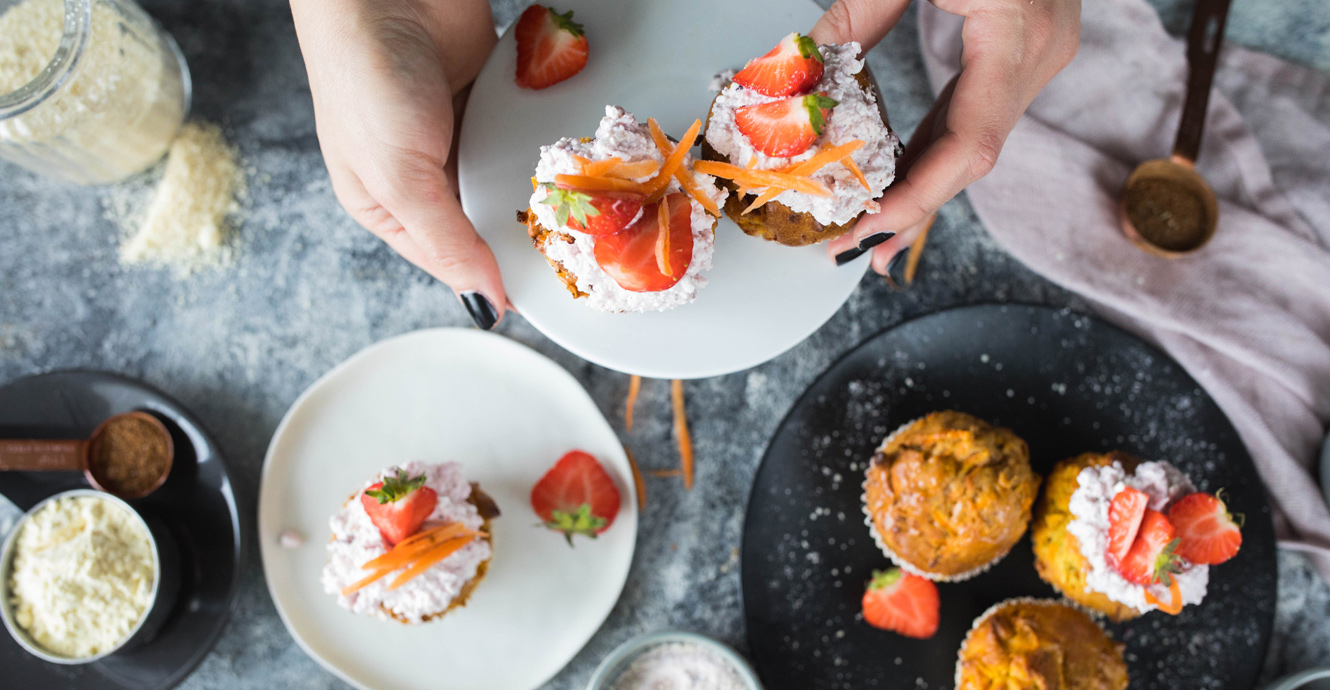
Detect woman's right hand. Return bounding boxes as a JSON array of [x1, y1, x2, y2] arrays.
[[290, 0, 507, 329]]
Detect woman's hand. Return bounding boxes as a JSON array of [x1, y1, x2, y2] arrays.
[[290, 0, 506, 328], [813, 0, 1081, 275]]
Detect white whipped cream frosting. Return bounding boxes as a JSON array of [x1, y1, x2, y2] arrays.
[[321, 461, 491, 623], [1066, 460, 1209, 615], [704, 42, 900, 227], [529, 105, 726, 313]]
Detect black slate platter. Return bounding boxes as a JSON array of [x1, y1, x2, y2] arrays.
[[741, 304, 1276, 690], [0, 371, 245, 690]]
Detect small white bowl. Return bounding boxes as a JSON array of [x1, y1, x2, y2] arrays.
[[0, 489, 179, 664], [1265, 667, 1330, 690], [586, 631, 764, 690]]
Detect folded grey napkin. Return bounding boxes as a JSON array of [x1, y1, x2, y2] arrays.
[[918, 0, 1330, 577]]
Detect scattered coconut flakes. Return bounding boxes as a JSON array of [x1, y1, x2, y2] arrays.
[[115, 121, 245, 275]]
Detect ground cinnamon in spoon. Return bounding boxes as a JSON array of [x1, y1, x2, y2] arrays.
[[1124, 177, 1209, 251], [89, 415, 171, 496]]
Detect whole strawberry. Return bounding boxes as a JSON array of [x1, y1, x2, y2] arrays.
[[861, 568, 939, 639], [530, 450, 621, 545]]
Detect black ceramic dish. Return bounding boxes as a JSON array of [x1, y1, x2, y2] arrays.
[[741, 304, 1276, 690], [0, 371, 245, 690]]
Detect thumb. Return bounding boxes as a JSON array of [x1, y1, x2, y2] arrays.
[[377, 169, 509, 330]]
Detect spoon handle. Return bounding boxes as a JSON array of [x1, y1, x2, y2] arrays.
[[1173, 0, 1233, 163], [0, 440, 86, 471]]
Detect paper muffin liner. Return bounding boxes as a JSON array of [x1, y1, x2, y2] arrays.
[[954, 597, 1117, 690], [859, 416, 1016, 582]]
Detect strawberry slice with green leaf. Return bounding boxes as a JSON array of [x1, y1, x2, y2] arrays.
[[514, 5, 588, 90], [530, 450, 621, 546], [360, 469, 438, 546], [861, 568, 939, 639], [1112, 508, 1183, 586], [1168, 491, 1243, 565], [543, 184, 644, 236], [734, 93, 837, 158], [733, 32, 825, 97], [593, 192, 693, 292], [1105, 486, 1149, 569]]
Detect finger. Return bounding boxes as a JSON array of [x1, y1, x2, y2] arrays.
[[869, 214, 933, 276], [827, 75, 957, 259], [809, 0, 912, 47]]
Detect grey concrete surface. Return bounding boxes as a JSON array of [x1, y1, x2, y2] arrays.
[[1, 0, 1327, 688]]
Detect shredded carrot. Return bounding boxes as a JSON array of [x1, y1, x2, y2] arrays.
[[1144, 578, 1184, 615], [361, 523, 466, 572], [386, 533, 485, 591], [643, 119, 701, 199], [554, 174, 648, 194], [841, 156, 870, 191], [743, 185, 788, 214], [531, 176, 539, 192], [904, 214, 936, 285], [606, 160, 661, 180], [625, 375, 641, 431], [649, 469, 683, 478], [572, 154, 593, 168], [671, 379, 693, 490], [646, 119, 720, 217], [625, 446, 647, 509], [787, 140, 864, 177], [581, 156, 623, 177], [692, 161, 831, 197], [341, 568, 394, 597], [656, 197, 672, 277]]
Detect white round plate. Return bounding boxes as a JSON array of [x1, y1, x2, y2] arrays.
[[259, 329, 637, 690], [458, 0, 868, 380]]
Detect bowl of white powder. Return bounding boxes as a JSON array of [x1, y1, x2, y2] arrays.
[[587, 631, 763, 690], [0, 489, 179, 663]]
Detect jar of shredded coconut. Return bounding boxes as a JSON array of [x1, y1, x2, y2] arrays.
[[0, 0, 189, 184]]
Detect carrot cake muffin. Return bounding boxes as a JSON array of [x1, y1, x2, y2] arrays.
[[701, 33, 900, 246], [519, 105, 727, 313], [1032, 452, 1218, 621], [321, 461, 499, 624], [862, 411, 1040, 581], [956, 598, 1128, 690]]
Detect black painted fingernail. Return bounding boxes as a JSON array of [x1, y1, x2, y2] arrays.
[[460, 292, 497, 330], [857, 232, 896, 251], [835, 246, 866, 266], [886, 250, 909, 280]]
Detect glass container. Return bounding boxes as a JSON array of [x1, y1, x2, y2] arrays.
[[0, 0, 190, 184]]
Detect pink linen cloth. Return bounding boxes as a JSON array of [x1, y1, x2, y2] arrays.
[[917, 0, 1330, 577]]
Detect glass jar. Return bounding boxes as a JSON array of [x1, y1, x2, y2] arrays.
[[0, 0, 189, 184]]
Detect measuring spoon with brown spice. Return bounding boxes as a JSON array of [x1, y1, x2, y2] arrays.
[[1120, 0, 1232, 257], [0, 411, 174, 499]]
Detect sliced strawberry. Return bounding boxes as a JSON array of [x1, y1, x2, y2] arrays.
[[1112, 509, 1182, 586], [1168, 491, 1243, 565], [734, 93, 837, 158], [530, 450, 621, 546], [514, 5, 588, 90], [733, 32, 825, 97], [861, 568, 939, 639], [359, 469, 438, 546], [543, 184, 644, 236], [593, 192, 693, 292], [1105, 486, 1149, 569]]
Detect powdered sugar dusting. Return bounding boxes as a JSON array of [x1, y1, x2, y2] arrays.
[[609, 642, 748, 690]]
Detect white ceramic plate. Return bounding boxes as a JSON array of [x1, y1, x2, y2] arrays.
[[458, 0, 868, 380], [258, 329, 637, 690]]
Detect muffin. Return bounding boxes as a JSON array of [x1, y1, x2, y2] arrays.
[[862, 411, 1040, 580], [956, 598, 1128, 690], [1032, 452, 1211, 621], [321, 461, 500, 624], [518, 105, 727, 313], [701, 33, 900, 246]]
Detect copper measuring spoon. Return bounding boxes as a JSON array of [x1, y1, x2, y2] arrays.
[[1120, 0, 1232, 257], [0, 411, 174, 499]]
